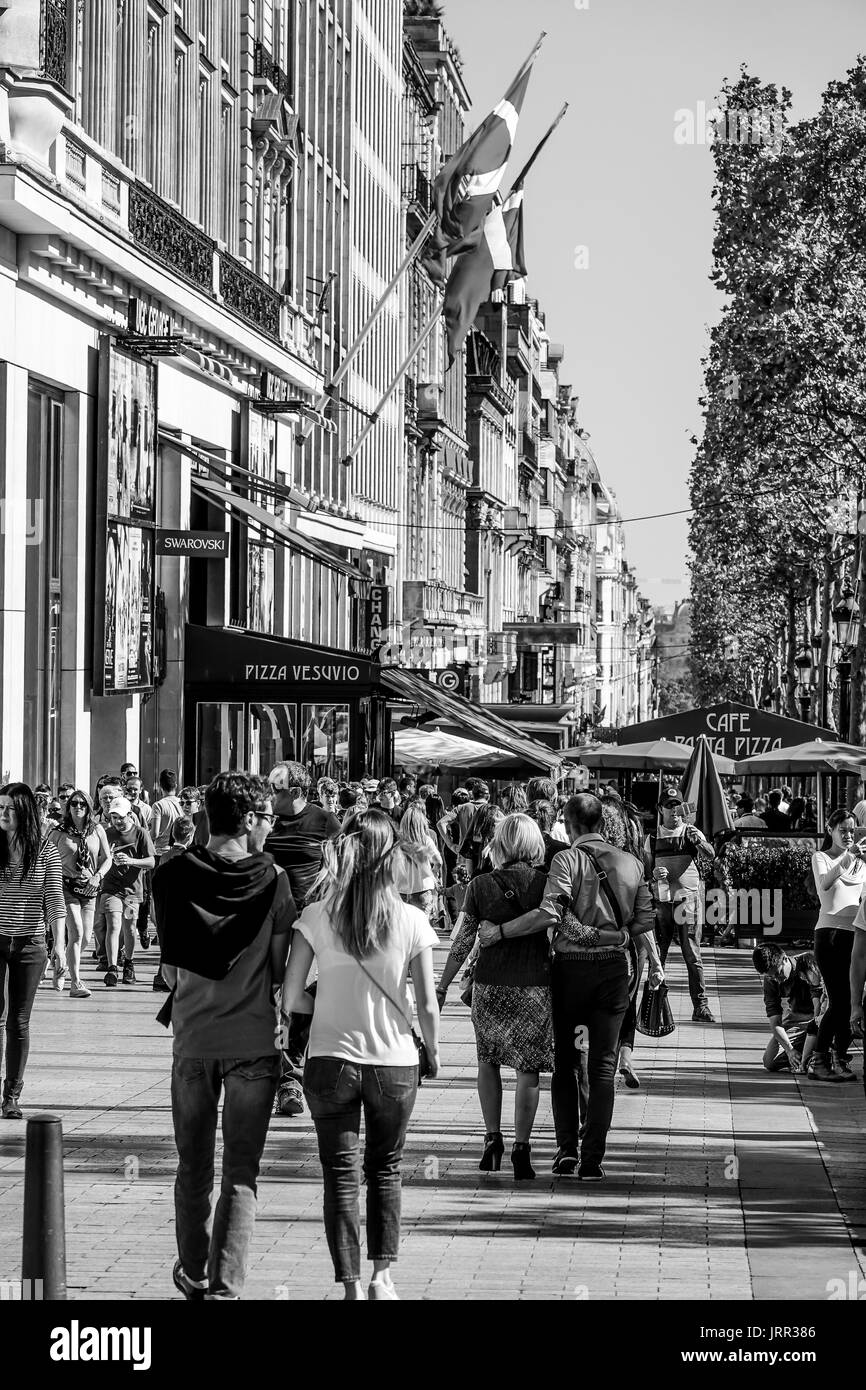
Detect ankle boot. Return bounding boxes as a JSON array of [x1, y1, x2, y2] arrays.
[[807, 1052, 843, 1083], [479, 1131, 504, 1171], [511, 1142, 535, 1180], [1, 1086, 22, 1119]]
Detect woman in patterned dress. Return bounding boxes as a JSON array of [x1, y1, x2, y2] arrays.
[[435, 814, 552, 1180]]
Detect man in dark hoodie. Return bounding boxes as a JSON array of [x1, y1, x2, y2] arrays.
[[153, 772, 296, 1301]]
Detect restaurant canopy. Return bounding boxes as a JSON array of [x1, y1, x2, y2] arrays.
[[617, 702, 835, 763], [564, 738, 737, 775], [380, 667, 562, 773], [393, 728, 516, 770], [734, 739, 866, 777]]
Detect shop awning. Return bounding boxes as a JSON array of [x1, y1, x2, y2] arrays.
[[191, 476, 367, 583], [380, 667, 562, 772]]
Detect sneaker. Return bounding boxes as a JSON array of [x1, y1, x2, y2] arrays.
[[577, 1161, 605, 1182], [552, 1145, 579, 1176], [70, 982, 92, 999], [692, 1006, 716, 1024], [619, 1063, 640, 1089], [104, 966, 119, 988], [275, 1079, 305, 1117], [152, 972, 171, 993], [122, 963, 136, 985], [368, 1277, 399, 1300], [138, 926, 151, 950], [172, 1259, 207, 1302], [52, 956, 67, 992]]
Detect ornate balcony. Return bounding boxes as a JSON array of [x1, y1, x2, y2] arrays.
[[403, 580, 484, 630], [128, 183, 215, 292], [219, 252, 282, 341], [253, 40, 292, 99], [40, 0, 69, 89]]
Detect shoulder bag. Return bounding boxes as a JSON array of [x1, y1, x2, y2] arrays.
[[354, 954, 433, 1083]]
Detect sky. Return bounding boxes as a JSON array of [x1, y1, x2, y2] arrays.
[[443, 0, 866, 609]]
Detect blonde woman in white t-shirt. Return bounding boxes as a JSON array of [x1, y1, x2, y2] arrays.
[[809, 809, 866, 1082], [282, 808, 440, 1301]]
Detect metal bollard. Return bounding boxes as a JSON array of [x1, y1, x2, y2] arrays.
[[21, 1113, 67, 1301]]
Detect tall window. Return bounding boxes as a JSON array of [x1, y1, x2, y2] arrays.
[[24, 385, 64, 788]]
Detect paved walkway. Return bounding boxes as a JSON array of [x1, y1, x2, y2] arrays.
[[0, 945, 863, 1301]]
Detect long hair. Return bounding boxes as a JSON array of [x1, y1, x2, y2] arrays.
[[314, 808, 402, 960], [821, 806, 855, 852], [0, 782, 43, 881], [60, 789, 98, 839], [399, 803, 431, 848], [600, 794, 645, 863]]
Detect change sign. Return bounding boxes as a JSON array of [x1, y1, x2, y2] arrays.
[[156, 529, 229, 558]]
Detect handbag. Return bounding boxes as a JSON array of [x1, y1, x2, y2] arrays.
[[62, 831, 99, 900], [459, 957, 475, 1007], [354, 955, 432, 1082], [635, 981, 676, 1038]]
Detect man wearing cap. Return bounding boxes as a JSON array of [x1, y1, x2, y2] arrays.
[[645, 791, 716, 1024], [95, 797, 156, 988]]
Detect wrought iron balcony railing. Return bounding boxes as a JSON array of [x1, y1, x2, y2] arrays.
[[128, 183, 216, 293], [253, 40, 292, 99], [40, 0, 69, 89], [219, 252, 282, 341]]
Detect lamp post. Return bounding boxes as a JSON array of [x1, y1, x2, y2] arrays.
[[794, 647, 813, 723], [832, 584, 859, 741]]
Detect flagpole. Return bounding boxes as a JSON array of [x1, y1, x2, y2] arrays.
[[300, 31, 546, 447], [507, 101, 569, 193], [298, 210, 438, 443], [342, 303, 443, 468]]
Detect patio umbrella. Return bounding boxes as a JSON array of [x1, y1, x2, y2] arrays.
[[567, 739, 740, 772], [393, 727, 516, 770], [734, 739, 866, 777], [680, 734, 735, 840]]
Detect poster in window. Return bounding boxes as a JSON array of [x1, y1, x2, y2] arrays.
[[94, 338, 158, 695]]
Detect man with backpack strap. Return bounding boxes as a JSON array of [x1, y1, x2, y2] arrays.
[[478, 793, 655, 1181]]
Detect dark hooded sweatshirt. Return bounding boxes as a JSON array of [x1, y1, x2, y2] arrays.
[[153, 847, 296, 1058]]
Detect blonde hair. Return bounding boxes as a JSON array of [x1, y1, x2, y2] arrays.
[[313, 808, 403, 959], [399, 803, 430, 847], [489, 813, 545, 870]]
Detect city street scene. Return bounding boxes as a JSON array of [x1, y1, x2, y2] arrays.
[[0, 0, 865, 1353]]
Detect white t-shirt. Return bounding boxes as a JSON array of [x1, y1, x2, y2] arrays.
[[811, 851, 866, 932], [293, 898, 438, 1066]]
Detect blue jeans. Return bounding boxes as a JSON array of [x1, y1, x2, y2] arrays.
[[0, 933, 48, 1097], [655, 900, 708, 1008], [304, 1056, 418, 1282], [171, 1054, 279, 1298]]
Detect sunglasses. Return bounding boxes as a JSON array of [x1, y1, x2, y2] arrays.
[[69, 800, 88, 809]]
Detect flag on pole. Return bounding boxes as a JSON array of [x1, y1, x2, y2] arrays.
[[423, 33, 545, 283], [443, 190, 526, 365], [441, 103, 569, 365]]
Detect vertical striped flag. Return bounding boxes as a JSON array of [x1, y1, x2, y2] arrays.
[[423, 33, 545, 284], [442, 104, 569, 365]]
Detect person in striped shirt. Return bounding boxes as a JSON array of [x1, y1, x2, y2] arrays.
[[0, 783, 66, 1119]]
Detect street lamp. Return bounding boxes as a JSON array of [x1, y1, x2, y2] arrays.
[[795, 647, 812, 722]]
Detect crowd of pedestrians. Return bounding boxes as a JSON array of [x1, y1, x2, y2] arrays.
[[0, 761, 863, 1301]]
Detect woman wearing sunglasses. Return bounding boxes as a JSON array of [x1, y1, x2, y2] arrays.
[[46, 791, 111, 998]]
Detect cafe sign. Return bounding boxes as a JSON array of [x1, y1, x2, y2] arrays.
[[618, 702, 835, 761]]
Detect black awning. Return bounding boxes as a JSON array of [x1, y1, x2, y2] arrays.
[[379, 667, 562, 773], [191, 476, 367, 583]]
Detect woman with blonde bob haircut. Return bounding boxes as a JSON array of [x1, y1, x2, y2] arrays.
[[282, 808, 440, 1300], [435, 812, 552, 1180]]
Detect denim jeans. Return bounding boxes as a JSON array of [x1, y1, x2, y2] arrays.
[[171, 1054, 279, 1298], [654, 901, 708, 1008], [551, 956, 630, 1165], [0, 933, 48, 1097], [304, 1056, 418, 1282], [814, 928, 854, 1061]]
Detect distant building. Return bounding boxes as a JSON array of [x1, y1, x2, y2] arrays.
[[654, 600, 692, 682]]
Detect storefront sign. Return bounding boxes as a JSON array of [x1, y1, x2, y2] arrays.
[[365, 585, 392, 651], [618, 702, 834, 761], [156, 529, 229, 558], [244, 662, 362, 683], [127, 297, 174, 339], [260, 370, 293, 404], [93, 338, 158, 696]]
